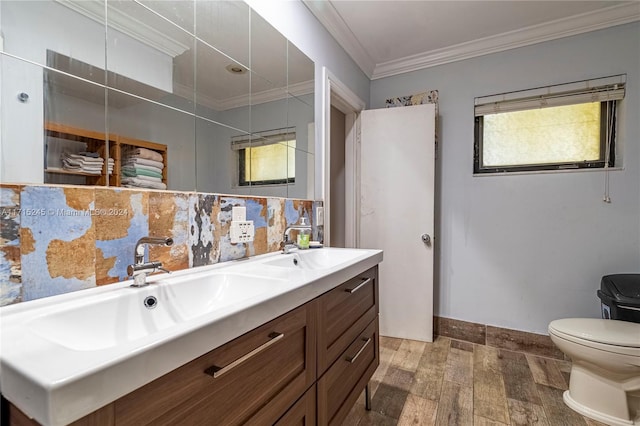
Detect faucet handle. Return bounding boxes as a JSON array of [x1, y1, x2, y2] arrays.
[[127, 261, 164, 276]]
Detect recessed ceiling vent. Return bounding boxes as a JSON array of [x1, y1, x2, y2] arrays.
[[226, 64, 248, 75]]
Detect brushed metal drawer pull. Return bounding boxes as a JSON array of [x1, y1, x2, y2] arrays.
[[346, 337, 372, 363], [204, 332, 284, 378], [345, 278, 371, 294]]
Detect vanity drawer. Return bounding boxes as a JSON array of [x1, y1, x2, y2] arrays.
[[317, 266, 378, 374], [317, 317, 379, 426], [115, 302, 317, 426], [273, 385, 316, 426]]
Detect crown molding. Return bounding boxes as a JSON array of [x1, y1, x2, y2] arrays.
[[54, 0, 190, 58], [218, 80, 314, 111], [372, 2, 640, 80], [174, 80, 314, 112], [303, 0, 375, 78]]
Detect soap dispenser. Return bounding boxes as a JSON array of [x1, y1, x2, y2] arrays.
[[297, 217, 311, 250]]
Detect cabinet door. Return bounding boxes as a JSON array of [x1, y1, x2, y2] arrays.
[[115, 302, 316, 426], [274, 386, 316, 426], [317, 317, 379, 426], [317, 266, 378, 374]]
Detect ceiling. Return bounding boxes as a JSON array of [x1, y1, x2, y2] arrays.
[[304, 1, 640, 79], [46, 0, 314, 112]]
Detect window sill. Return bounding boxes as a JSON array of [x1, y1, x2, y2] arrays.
[[232, 183, 289, 189], [473, 166, 624, 177]]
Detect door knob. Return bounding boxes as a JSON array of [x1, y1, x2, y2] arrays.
[[421, 234, 431, 246]]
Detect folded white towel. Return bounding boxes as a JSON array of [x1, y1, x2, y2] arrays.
[[61, 164, 102, 175], [62, 152, 104, 164], [63, 158, 102, 167]]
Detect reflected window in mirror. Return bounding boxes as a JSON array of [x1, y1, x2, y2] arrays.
[[233, 129, 296, 186]]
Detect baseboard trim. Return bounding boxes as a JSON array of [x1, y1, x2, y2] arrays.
[[434, 316, 564, 359]]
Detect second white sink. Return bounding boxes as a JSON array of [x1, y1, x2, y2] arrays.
[[261, 248, 366, 270]]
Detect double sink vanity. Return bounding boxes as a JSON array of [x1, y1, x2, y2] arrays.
[[0, 247, 383, 426]]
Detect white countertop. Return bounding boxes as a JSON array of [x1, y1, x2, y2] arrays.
[[0, 248, 383, 425]]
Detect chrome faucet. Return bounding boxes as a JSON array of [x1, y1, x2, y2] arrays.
[[281, 222, 312, 254], [127, 236, 173, 287]]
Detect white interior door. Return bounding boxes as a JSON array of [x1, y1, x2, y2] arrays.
[[359, 103, 436, 342]]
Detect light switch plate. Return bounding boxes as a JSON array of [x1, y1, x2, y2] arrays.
[[232, 206, 246, 222], [230, 220, 254, 243]]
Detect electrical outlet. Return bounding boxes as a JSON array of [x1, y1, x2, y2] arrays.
[[230, 220, 254, 243], [316, 206, 324, 226]]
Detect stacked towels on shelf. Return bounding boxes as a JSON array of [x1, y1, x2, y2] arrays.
[[121, 147, 166, 190], [61, 151, 114, 175]]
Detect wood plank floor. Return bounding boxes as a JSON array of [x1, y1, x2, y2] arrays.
[[343, 336, 606, 426]]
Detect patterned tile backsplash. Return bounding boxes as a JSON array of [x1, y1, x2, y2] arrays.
[[0, 184, 320, 306]]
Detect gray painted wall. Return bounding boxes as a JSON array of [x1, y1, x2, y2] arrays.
[[246, 0, 371, 199], [370, 22, 640, 334]]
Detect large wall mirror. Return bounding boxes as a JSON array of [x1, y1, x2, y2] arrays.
[[0, 0, 315, 199]]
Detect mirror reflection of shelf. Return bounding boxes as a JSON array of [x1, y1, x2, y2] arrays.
[[44, 122, 167, 188], [113, 136, 168, 189], [44, 122, 114, 186]]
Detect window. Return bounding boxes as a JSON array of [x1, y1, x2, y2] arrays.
[[474, 76, 625, 174], [232, 128, 296, 186]]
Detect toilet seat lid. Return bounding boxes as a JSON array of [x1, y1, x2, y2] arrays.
[[549, 318, 640, 348]]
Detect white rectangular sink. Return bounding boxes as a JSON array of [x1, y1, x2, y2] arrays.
[[0, 247, 383, 426], [27, 273, 287, 352], [261, 247, 365, 270]]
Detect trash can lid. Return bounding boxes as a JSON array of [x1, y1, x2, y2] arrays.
[[601, 274, 640, 305]]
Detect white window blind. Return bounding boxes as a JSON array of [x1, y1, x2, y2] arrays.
[[475, 75, 626, 116], [231, 127, 296, 150]]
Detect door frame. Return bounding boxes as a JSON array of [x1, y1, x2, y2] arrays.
[[321, 67, 365, 247]]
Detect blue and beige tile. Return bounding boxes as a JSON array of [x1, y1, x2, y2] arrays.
[[20, 186, 96, 300], [246, 197, 268, 256], [267, 198, 286, 252], [0, 185, 22, 305], [1, 184, 320, 305], [95, 188, 149, 285], [189, 193, 219, 267], [218, 197, 246, 262], [149, 191, 190, 271]]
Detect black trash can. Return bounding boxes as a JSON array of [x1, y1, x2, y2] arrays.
[[597, 274, 640, 323]]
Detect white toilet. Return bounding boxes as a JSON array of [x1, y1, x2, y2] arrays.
[[549, 318, 640, 426]]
